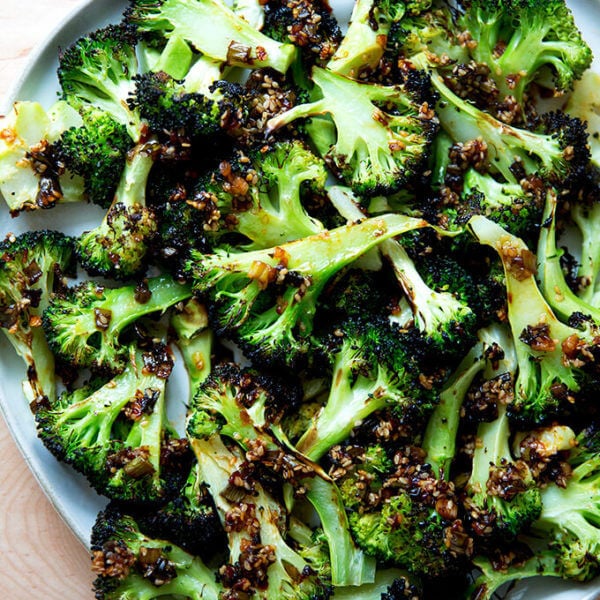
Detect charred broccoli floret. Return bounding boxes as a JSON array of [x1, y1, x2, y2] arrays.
[[36, 344, 190, 503], [469, 216, 600, 423], [267, 67, 438, 197], [53, 107, 132, 208], [193, 140, 327, 250], [76, 143, 159, 279], [42, 274, 191, 373], [0, 230, 75, 406], [186, 212, 428, 369], [91, 505, 222, 599], [295, 316, 436, 461]]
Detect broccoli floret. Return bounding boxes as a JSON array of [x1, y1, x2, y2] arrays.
[[462, 325, 543, 542], [456, 0, 592, 106], [186, 212, 429, 369], [42, 274, 191, 373], [267, 66, 438, 197], [187, 362, 301, 447], [36, 344, 190, 503], [0, 230, 75, 406], [130, 64, 245, 139], [295, 316, 436, 461], [194, 140, 327, 250], [327, 0, 410, 77], [411, 53, 590, 186], [0, 101, 86, 212], [91, 505, 222, 599], [451, 168, 545, 242], [53, 106, 132, 208], [190, 435, 334, 598], [263, 0, 342, 66], [125, 0, 297, 73], [530, 432, 600, 581], [469, 216, 599, 423], [76, 143, 158, 279], [133, 461, 226, 559], [58, 24, 145, 142]]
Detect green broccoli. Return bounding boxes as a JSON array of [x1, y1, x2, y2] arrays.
[[42, 274, 191, 373], [267, 66, 438, 196], [186, 212, 429, 369], [0, 230, 75, 406], [0, 101, 86, 212], [36, 344, 190, 503], [125, 0, 297, 73], [91, 505, 222, 599], [456, 0, 592, 107]]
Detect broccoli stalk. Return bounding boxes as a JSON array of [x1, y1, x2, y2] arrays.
[[410, 53, 589, 185], [0, 231, 75, 406], [91, 506, 222, 600], [186, 212, 429, 369], [0, 101, 86, 212], [266, 66, 437, 196], [571, 195, 600, 304], [190, 435, 334, 599], [422, 335, 487, 477], [77, 143, 158, 279], [295, 317, 435, 461], [36, 344, 188, 502], [537, 188, 600, 324], [468, 215, 595, 422], [126, 0, 297, 73], [170, 298, 213, 392], [58, 24, 144, 142], [327, 0, 407, 77], [457, 0, 592, 106], [43, 274, 191, 373]]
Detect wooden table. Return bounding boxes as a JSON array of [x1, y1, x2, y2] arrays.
[[0, 1, 93, 596]]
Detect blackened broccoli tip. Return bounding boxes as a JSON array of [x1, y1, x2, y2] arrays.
[[77, 144, 158, 280], [91, 505, 222, 600], [53, 107, 131, 209], [267, 66, 438, 197], [42, 274, 191, 373], [36, 344, 190, 503], [58, 24, 144, 142], [185, 212, 429, 370], [125, 0, 298, 74], [0, 230, 76, 405], [457, 0, 592, 104], [130, 70, 224, 138]]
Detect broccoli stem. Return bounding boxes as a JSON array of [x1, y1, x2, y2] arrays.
[[332, 568, 417, 599], [571, 199, 600, 304], [132, 0, 296, 73], [305, 475, 377, 586], [422, 341, 486, 478], [171, 299, 212, 392], [537, 189, 600, 324]]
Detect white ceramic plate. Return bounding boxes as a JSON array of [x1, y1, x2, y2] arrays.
[[1, 1, 600, 598]]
